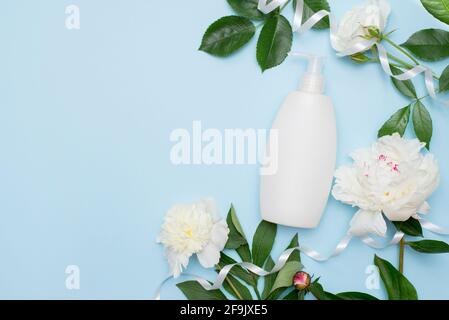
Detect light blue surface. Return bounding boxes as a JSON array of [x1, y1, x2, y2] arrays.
[[1, 0, 449, 299]]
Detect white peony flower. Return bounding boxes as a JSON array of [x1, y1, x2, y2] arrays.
[[332, 0, 391, 54], [332, 133, 439, 237], [157, 199, 229, 277]]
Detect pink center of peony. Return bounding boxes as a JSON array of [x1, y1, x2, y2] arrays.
[[378, 154, 400, 173]]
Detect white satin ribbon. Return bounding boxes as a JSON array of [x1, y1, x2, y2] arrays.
[[361, 230, 403, 249], [258, 0, 445, 104], [417, 216, 449, 235]]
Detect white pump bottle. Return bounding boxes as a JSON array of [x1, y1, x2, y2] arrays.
[[260, 53, 336, 228]]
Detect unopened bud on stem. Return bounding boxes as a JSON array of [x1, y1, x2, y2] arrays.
[[292, 271, 311, 291]]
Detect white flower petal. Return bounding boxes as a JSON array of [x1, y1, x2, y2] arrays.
[[375, 0, 391, 30], [196, 242, 221, 269], [332, 0, 391, 54], [418, 201, 431, 215], [332, 166, 372, 210], [210, 219, 229, 251], [349, 210, 387, 237], [166, 248, 190, 278], [195, 198, 219, 220], [383, 205, 418, 222]]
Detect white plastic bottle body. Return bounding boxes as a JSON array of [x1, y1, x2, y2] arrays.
[[260, 91, 336, 228]]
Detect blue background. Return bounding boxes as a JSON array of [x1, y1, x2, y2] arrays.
[[1, 0, 449, 299]]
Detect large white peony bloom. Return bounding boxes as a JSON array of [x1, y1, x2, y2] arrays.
[[332, 134, 439, 237], [157, 199, 229, 277], [332, 0, 391, 54]]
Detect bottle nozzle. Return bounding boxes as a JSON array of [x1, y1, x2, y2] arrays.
[[289, 52, 326, 93]]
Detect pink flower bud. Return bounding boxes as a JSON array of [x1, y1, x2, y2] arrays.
[[293, 271, 311, 290]]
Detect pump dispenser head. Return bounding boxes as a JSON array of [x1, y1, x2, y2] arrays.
[[289, 52, 325, 94]]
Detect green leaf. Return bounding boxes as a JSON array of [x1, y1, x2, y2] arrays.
[[402, 28, 449, 61], [257, 14, 293, 72], [225, 205, 248, 249], [374, 255, 418, 300], [225, 234, 247, 250], [407, 240, 449, 253], [229, 205, 245, 235], [378, 105, 411, 138], [420, 0, 449, 25], [224, 205, 252, 262], [236, 245, 252, 262], [199, 16, 255, 57], [262, 256, 277, 299], [412, 100, 433, 149], [177, 281, 227, 300], [350, 52, 370, 64], [216, 252, 256, 287], [282, 289, 300, 300], [286, 233, 301, 263], [252, 220, 277, 267], [393, 217, 423, 237], [269, 261, 303, 294], [227, 0, 265, 20], [439, 64, 449, 91], [265, 235, 302, 300], [293, 0, 331, 30], [336, 292, 379, 300], [222, 274, 253, 300], [309, 281, 342, 300], [390, 66, 417, 98]]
